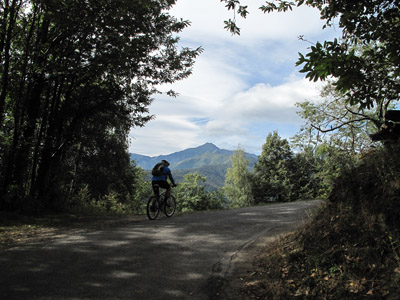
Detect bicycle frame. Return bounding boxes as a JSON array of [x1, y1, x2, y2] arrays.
[[146, 186, 176, 220]]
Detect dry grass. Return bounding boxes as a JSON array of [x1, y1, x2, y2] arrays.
[[0, 212, 146, 247], [241, 203, 400, 299], [241, 144, 400, 299]]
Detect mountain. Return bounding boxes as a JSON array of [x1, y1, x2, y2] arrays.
[[130, 142, 257, 170], [130, 143, 258, 189]]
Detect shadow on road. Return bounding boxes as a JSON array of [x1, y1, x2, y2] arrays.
[[0, 200, 322, 300]]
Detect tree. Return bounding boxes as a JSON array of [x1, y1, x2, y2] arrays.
[[208, 188, 229, 210], [292, 82, 381, 156], [175, 172, 209, 212], [0, 0, 201, 210], [125, 163, 151, 214], [174, 172, 228, 212], [252, 131, 295, 202], [290, 146, 323, 199], [221, 0, 400, 122], [221, 0, 400, 195], [223, 146, 253, 208], [291, 81, 390, 196]]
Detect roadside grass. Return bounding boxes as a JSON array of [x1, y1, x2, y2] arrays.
[[241, 202, 400, 299], [241, 144, 400, 299], [0, 211, 146, 247], [0, 201, 278, 247], [0, 213, 53, 245]]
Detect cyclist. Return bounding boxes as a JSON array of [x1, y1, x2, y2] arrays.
[[151, 159, 177, 199]]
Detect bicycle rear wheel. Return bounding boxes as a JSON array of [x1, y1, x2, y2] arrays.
[[164, 195, 176, 217], [146, 196, 159, 220]]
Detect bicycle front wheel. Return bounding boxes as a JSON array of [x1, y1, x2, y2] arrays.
[[164, 195, 176, 217], [146, 196, 159, 220]]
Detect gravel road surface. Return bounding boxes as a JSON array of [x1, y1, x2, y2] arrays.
[[0, 200, 322, 300]]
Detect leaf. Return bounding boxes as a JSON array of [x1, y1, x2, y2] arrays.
[[223, 20, 240, 35]]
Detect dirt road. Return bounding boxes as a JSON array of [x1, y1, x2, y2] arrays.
[[0, 200, 322, 300]]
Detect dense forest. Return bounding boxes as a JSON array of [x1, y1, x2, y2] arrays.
[[1, 0, 399, 216], [0, 0, 201, 211]]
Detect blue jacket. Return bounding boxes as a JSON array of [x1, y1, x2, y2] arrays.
[[152, 166, 175, 184]]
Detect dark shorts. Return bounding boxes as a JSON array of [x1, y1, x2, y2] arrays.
[[152, 180, 170, 189], [152, 181, 170, 196]]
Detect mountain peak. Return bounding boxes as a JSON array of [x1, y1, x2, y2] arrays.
[[197, 143, 219, 151], [130, 142, 257, 172]]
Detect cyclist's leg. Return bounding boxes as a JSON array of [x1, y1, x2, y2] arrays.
[[152, 181, 160, 199], [165, 187, 172, 198], [158, 181, 171, 198]]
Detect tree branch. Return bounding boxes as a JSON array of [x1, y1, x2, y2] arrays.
[[311, 117, 372, 133]]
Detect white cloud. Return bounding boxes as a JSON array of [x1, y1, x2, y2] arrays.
[[130, 74, 322, 156], [229, 75, 322, 121], [130, 114, 205, 155], [201, 74, 322, 140], [129, 1, 340, 156], [167, 53, 247, 104]]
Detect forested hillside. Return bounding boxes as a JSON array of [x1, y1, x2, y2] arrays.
[[131, 143, 257, 189], [130, 142, 257, 170]]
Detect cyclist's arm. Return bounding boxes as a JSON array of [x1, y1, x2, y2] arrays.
[[168, 173, 176, 186], [165, 168, 176, 186]]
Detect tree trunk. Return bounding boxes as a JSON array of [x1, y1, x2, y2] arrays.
[[0, 0, 21, 127]]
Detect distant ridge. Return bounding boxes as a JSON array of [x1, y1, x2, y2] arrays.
[[130, 143, 257, 189], [130, 143, 256, 170]]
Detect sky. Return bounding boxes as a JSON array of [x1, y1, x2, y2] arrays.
[[129, 0, 342, 156]]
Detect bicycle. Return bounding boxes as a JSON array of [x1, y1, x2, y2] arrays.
[[146, 187, 177, 220]]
